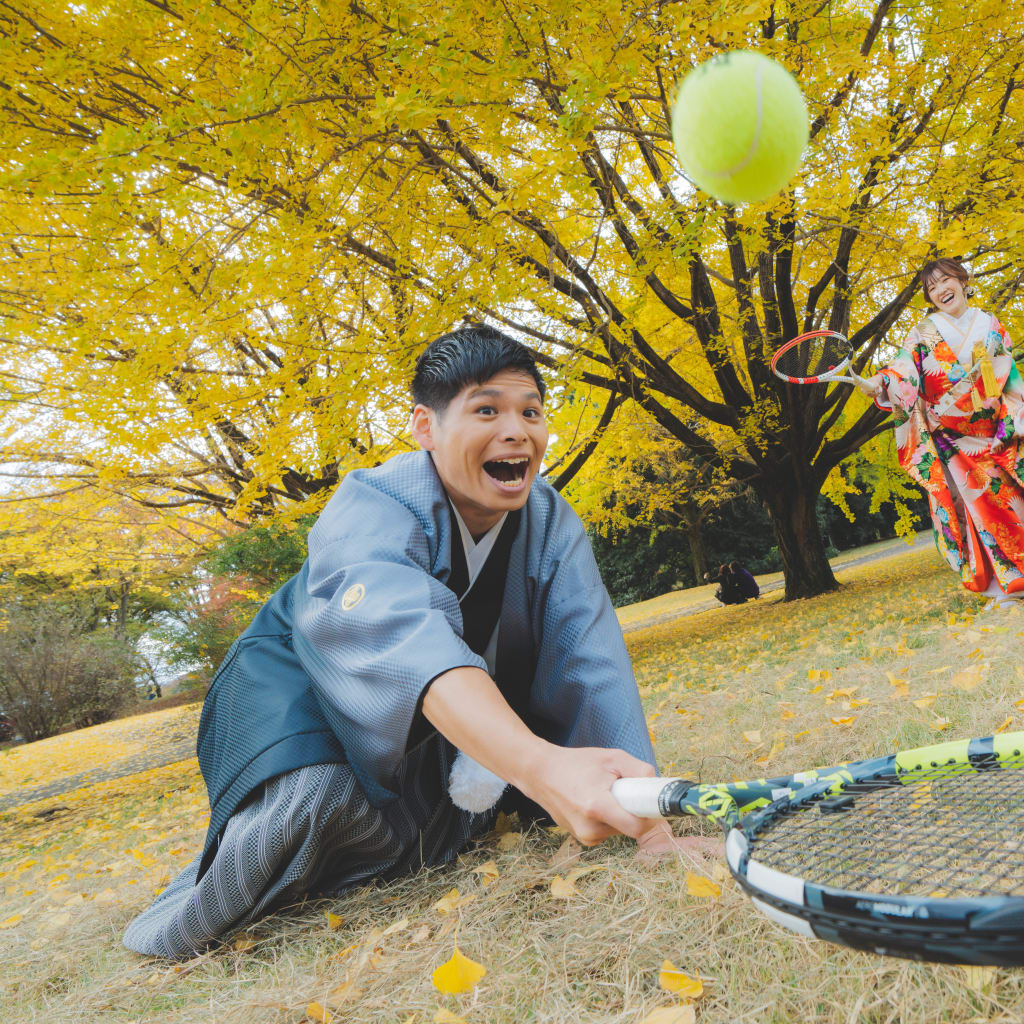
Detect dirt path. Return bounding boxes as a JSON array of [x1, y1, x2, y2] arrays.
[[620, 532, 934, 634], [1, 536, 935, 813], [0, 706, 200, 813]]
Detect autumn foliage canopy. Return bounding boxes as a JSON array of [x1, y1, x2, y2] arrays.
[[1, 1, 1022, 596]]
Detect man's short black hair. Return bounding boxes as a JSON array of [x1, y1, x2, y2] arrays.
[[411, 324, 546, 411]]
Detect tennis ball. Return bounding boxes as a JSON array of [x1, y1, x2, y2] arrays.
[[671, 50, 809, 205]]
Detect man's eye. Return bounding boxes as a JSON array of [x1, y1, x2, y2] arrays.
[[524, 408, 542, 418], [476, 405, 496, 415]]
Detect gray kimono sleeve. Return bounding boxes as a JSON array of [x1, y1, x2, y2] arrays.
[[290, 475, 485, 804], [529, 508, 657, 769]]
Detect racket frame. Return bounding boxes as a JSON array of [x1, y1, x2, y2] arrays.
[[613, 731, 1024, 965], [770, 329, 872, 388]]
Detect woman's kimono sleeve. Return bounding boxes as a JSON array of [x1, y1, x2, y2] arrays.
[[867, 326, 931, 488], [528, 510, 656, 769], [869, 325, 924, 424], [290, 472, 484, 805], [990, 318, 1024, 445]]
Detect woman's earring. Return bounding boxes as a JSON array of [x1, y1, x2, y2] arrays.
[[966, 284, 976, 297]]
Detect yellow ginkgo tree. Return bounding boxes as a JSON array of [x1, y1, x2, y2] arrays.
[[2, 0, 1023, 596]]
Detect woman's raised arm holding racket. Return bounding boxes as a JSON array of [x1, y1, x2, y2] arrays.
[[769, 329, 877, 391]]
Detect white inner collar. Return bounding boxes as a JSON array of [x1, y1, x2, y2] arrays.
[[449, 501, 507, 589], [930, 308, 987, 363]]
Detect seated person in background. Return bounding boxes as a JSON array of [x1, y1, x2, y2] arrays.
[[729, 561, 760, 600], [123, 324, 716, 960], [710, 563, 746, 605]]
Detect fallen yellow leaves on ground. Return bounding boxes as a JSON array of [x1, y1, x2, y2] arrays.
[[642, 1008, 696, 1024], [433, 1010, 469, 1023], [549, 864, 608, 899], [0, 702, 202, 799], [431, 945, 486, 994], [433, 888, 476, 915], [684, 872, 720, 900], [658, 960, 704, 998]]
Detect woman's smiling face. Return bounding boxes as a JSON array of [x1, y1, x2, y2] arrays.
[[924, 270, 969, 318]]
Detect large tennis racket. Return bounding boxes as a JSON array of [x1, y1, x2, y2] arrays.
[[771, 329, 872, 388], [612, 731, 1024, 966]]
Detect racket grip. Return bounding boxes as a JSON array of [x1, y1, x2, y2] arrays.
[[611, 776, 695, 818]]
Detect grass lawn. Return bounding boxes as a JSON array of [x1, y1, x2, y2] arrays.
[[3, 541, 1024, 1023]]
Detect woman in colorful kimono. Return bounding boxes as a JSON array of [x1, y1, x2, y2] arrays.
[[859, 258, 1024, 607]]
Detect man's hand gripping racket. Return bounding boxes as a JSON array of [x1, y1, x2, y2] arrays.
[[613, 731, 1024, 966]]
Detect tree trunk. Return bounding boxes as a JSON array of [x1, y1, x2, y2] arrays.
[[759, 476, 838, 600], [683, 508, 709, 583]]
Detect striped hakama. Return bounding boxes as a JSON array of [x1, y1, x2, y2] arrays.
[[123, 735, 493, 959]]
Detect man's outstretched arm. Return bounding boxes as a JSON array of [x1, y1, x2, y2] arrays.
[[422, 664, 659, 846]]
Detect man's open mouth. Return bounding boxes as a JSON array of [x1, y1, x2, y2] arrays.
[[484, 456, 529, 487]]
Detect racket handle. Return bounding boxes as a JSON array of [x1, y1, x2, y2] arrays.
[[611, 776, 695, 818]]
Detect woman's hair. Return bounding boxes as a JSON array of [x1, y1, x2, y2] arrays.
[[920, 257, 975, 306], [411, 324, 546, 412]]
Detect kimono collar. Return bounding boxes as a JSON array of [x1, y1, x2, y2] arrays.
[[448, 501, 508, 589], [928, 307, 990, 361]]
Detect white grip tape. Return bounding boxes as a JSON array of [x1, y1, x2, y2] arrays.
[[610, 777, 684, 818]]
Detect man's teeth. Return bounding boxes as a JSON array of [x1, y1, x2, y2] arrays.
[[484, 457, 529, 485]]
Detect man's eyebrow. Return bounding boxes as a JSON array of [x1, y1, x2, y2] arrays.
[[466, 386, 543, 402]]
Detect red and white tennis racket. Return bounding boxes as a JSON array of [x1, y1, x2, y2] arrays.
[[770, 330, 871, 388]]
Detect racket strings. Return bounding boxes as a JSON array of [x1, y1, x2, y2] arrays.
[[774, 334, 851, 381], [747, 761, 1024, 899]]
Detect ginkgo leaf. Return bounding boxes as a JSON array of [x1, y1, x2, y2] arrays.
[[741, 730, 762, 745], [433, 1010, 468, 1024], [913, 694, 937, 709], [326, 979, 361, 1005], [306, 1002, 333, 1023], [550, 874, 577, 899], [685, 871, 721, 899], [431, 945, 487, 994], [497, 831, 522, 850], [658, 960, 705, 998], [642, 1008, 696, 1024], [324, 911, 343, 930], [433, 889, 475, 914], [471, 860, 500, 884], [566, 864, 608, 884], [950, 667, 984, 691], [0, 914, 23, 929], [930, 717, 951, 732], [829, 716, 854, 726], [996, 716, 1013, 734]]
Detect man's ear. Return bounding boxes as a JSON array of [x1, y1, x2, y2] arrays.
[[410, 404, 436, 451]]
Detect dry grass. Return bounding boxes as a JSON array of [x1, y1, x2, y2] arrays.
[[3, 543, 1024, 1023]]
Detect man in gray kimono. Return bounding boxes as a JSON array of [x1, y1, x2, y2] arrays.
[[124, 326, 708, 959]]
